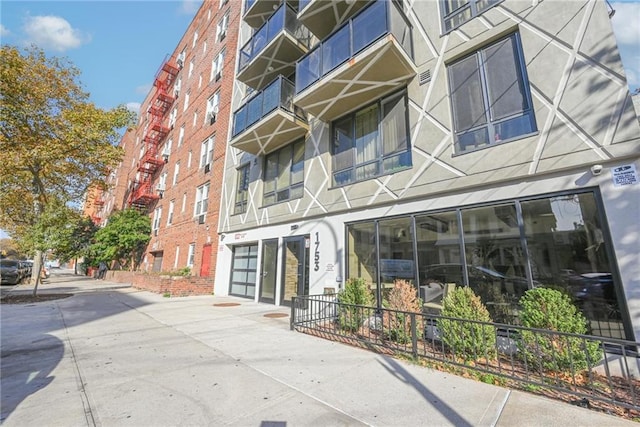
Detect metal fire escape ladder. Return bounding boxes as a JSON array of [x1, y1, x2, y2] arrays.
[[129, 56, 180, 209]]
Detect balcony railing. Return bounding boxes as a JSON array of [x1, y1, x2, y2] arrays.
[[233, 76, 306, 138], [296, 0, 413, 94], [238, 3, 312, 73]]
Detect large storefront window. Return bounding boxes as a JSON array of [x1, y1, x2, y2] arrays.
[[347, 221, 377, 286], [346, 190, 627, 339], [521, 194, 622, 338], [461, 204, 529, 323], [378, 217, 415, 288]]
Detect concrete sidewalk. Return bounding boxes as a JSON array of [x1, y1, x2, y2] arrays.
[[1, 272, 635, 426]]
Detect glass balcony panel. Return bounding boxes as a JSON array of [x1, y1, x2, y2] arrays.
[[247, 95, 263, 128], [352, 0, 386, 54], [267, 6, 285, 41], [238, 4, 312, 74], [262, 80, 280, 115], [295, 0, 414, 95], [231, 76, 306, 139], [322, 25, 351, 75], [233, 106, 248, 137], [296, 48, 321, 93], [252, 26, 269, 60]]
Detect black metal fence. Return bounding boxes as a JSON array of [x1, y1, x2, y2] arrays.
[[291, 294, 640, 413]]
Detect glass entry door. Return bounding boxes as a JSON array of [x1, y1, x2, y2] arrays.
[[280, 235, 309, 306], [259, 239, 278, 304]]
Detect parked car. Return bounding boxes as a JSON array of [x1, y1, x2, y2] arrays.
[[1, 259, 23, 285], [423, 263, 533, 298]]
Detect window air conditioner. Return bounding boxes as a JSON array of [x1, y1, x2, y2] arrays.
[[215, 72, 221, 82], [198, 214, 205, 224], [204, 163, 211, 173], [176, 59, 184, 69], [219, 31, 226, 42], [154, 229, 158, 236], [209, 113, 216, 125]]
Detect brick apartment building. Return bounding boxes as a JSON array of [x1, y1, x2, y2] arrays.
[[97, 0, 240, 289]]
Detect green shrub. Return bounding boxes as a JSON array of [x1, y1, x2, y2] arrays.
[[383, 280, 423, 344], [337, 278, 375, 332], [518, 287, 602, 371], [439, 287, 497, 361]]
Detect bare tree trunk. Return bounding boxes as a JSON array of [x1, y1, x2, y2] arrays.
[[31, 250, 43, 297]]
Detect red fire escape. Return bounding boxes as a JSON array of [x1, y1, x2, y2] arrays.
[[129, 56, 180, 209], [92, 194, 105, 224]]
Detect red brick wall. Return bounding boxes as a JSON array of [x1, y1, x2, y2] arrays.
[[100, 1, 241, 291], [107, 270, 214, 296]]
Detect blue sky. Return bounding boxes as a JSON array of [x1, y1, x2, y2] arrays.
[[0, 0, 638, 240]]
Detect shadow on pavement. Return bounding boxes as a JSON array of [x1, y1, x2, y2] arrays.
[[0, 270, 149, 421], [378, 357, 473, 427]]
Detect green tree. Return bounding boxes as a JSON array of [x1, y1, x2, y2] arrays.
[[90, 209, 151, 271], [0, 45, 135, 290]]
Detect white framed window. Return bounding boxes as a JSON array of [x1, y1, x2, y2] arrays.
[[187, 243, 195, 267], [177, 49, 186, 68], [183, 90, 190, 112], [162, 138, 172, 161], [157, 172, 168, 194], [167, 200, 175, 226], [203, 38, 207, 54], [169, 108, 177, 129], [174, 246, 180, 269], [152, 206, 162, 235], [187, 150, 193, 168], [173, 161, 180, 185], [210, 49, 225, 82], [216, 13, 229, 42], [198, 73, 203, 89], [182, 192, 187, 213], [200, 136, 214, 169], [192, 31, 198, 48], [206, 91, 220, 125], [193, 111, 198, 127], [174, 77, 182, 98], [139, 144, 144, 160], [178, 125, 185, 147], [194, 183, 210, 217], [188, 60, 194, 78], [208, 8, 211, 20]]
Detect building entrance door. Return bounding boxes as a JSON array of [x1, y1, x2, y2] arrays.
[[259, 239, 278, 304], [200, 243, 212, 277], [280, 235, 309, 306]]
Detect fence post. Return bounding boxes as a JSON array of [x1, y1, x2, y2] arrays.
[[411, 313, 418, 358], [290, 296, 295, 331]]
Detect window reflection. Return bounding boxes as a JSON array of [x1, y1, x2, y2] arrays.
[[521, 194, 622, 338], [345, 191, 626, 339]]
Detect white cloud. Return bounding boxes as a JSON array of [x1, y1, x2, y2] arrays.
[[180, 0, 201, 15], [611, 3, 640, 46], [22, 15, 90, 52], [0, 24, 9, 37], [136, 83, 152, 95], [126, 102, 141, 115]]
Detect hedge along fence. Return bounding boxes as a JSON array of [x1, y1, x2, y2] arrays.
[[290, 293, 640, 414]]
